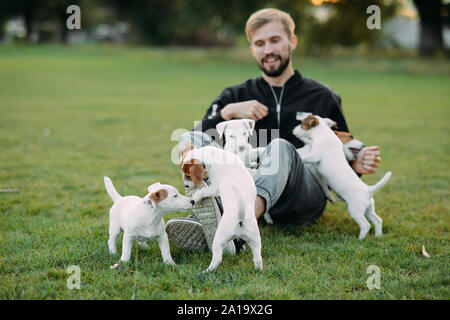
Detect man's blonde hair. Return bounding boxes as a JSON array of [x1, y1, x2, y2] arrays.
[[245, 8, 295, 43]]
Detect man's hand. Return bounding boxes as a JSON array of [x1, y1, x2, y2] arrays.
[[351, 146, 381, 175], [220, 100, 269, 121]]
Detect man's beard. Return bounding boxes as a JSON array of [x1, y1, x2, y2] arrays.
[[258, 53, 290, 77]]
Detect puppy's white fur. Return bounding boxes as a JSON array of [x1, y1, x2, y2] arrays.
[[294, 113, 364, 162], [181, 146, 262, 272], [292, 116, 391, 239], [216, 119, 265, 170], [104, 177, 192, 267], [330, 131, 365, 162]]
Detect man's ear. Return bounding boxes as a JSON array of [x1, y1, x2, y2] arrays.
[[289, 34, 298, 51], [243, 119, 255, 136], [323, 118, 337, 128], [149, 189, 168, 204], [216, 121, 228, 139]]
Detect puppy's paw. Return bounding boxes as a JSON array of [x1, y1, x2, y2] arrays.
[[110, 261, 130, 271], [110, 263, 120, 270], [164, 259, 177, 266]]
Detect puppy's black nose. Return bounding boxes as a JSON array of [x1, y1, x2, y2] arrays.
[[190, 200, 195, 205]]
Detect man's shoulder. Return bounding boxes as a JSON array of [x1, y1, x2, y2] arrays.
[[300, 75, 339, 97], [222, 77, 260, 93]]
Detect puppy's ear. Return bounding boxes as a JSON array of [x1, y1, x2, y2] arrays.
[[243, 119, 255, 136], [189, 163, 204, 187], [181, 141, 195, 158], [181, 162, 190, 176], [148, 182, 161, 193], [149, 189, 168, 204], [334, 130, 354, 144], [323, 118, 337, 129], [301, 115, 319, 130], [216, 121, 228, 139], [180, 142, 195, 169], [296, 112, 312, 121]]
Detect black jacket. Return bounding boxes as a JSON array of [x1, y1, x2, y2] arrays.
[[194, 70, 349, 149]]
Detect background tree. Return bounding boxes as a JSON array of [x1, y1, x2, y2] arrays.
[[302, 0, 398, 54], [412, 0, 445, 56]]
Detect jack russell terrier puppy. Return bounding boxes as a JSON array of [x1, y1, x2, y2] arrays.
[[104, 177, 193, 268], [295, 112, 365, 161], [180, 145, 263, 272], [216, 119, 266, 170], [292, 115, 391, 239]]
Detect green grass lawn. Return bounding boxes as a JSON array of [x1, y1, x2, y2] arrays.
[[0, 45, 448, 299]]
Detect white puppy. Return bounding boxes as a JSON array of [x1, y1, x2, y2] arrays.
[[295, 112, 365, 161], [104, 177, 192, 268], [180, 146, 262, 272], [216, 119, 265, 169], [292, 115, 391, 239]]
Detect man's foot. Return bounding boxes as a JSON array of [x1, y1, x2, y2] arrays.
[[166, 180, 244, 254], [165, 216, 209, 251]]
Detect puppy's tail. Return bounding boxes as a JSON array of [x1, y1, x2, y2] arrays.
[[104, 176, 121, 202], [368, 171, 392, 196]]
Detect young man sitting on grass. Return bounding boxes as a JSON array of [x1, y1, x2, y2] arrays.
[[166, 8, 381, 254]]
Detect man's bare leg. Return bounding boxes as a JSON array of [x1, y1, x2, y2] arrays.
[[255, 195, 266, 219]]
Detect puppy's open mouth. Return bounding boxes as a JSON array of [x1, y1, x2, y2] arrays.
[[349, 147, 362, 155]]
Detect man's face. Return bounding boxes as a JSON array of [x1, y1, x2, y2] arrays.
[[250, 21, 297, 77]]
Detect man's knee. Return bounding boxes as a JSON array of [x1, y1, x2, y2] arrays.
[[266, 138, 298, 161], [257, 138, 296, 176]]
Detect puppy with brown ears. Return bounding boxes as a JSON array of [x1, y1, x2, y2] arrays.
[[295, 113, 365, 162], [104, 177, 193, 268], [293, 115, 391, 239], [180, 145, 262, 273]]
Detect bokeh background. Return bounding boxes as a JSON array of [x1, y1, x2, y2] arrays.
[[1, 0, 450, 56]]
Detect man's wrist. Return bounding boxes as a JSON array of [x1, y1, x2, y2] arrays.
[[350, 160, 363, 176], [220, 105, 234, 120]]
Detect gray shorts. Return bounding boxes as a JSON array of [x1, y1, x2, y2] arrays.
[[179, 131, 327, 225]]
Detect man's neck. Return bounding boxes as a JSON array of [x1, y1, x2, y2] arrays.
[[261, 64, 295, 87]]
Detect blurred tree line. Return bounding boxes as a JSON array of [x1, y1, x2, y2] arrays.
[[0, 0, 448, 55]]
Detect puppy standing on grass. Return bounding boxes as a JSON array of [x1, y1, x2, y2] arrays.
[[104, 177, 193, 268], [181, 146, 263, 273], [293, 115, 391, 239]]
